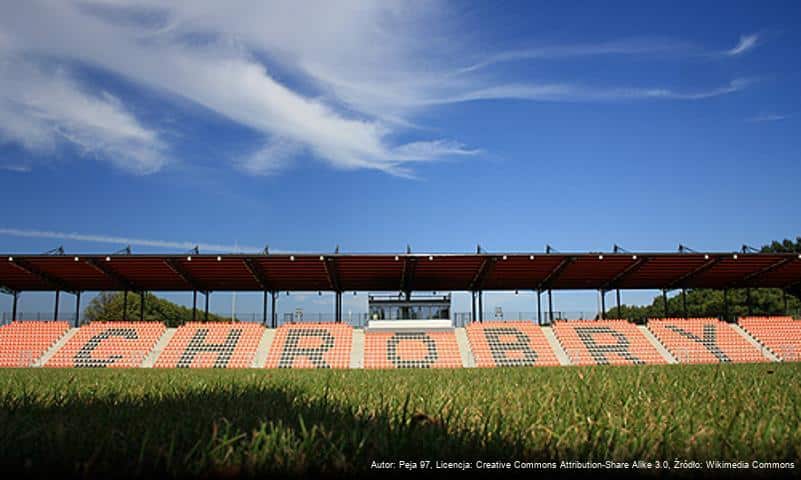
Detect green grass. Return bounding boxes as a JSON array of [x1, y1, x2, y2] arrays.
[[0, 364, 799, 477]]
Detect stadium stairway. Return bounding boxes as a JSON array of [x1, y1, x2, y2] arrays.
[[454, 327, 476, 367], [637, 324, 678, 364], [647, 318, 768, 364], [738, 316, 801, 362], [251, 328, 275, 368], [141, 328, 177, 368], [349, 328, 365, 369], [541, 326, 571, 365], [729, 323, 780, 362], [32, 327, 78, 367]]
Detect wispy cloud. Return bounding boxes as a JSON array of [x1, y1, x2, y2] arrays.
[[726, 34, 759, 56], [0, 228, 262, 252], [0, 2, 763, 178], [746, 113, 788, 122]]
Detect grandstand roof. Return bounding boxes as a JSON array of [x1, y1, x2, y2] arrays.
[[1, 252, 799, 293]]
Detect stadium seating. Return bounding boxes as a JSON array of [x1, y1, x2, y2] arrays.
[[264, 323, 352, 368], [154, 322, 265, 368], [739, 316, 801, 361], [466, 322, 560, 367], [647, 318, 766, 364], [0, 321, 70, 367], [364, 330, 462, 368], [45, 322, 165, 368], [552, 320, 667, 365]]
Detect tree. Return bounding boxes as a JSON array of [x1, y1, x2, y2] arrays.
[[606, 237, 801, 321], [84, 292, 229, 327]]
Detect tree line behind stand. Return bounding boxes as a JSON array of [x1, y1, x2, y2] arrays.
[[84, 291, 229, 327]]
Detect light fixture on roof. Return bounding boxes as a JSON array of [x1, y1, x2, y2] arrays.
[[319, 255, 325, 261], [733, 254, 738, 260], [598, 255, 604, 260], [105, 256, 111, 262], [704, 254, 710, 260], [8, 256, 13, 261], [394, 255, 399, 261], [529, 255, 535, 260], [289, 255, 295, 261], [502, 255, 508, 260], [798, 254, 801, 260], [74, 256, 80, 262], [428, 255, 434, 261], [632, 255, 637, 260], [186, 256, 192, 261], [216, 256, 222, 262]]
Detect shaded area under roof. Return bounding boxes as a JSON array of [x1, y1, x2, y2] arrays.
[[1, 252, 800, 294]]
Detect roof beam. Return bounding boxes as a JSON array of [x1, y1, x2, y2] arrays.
[[323, 257, 341, 291], [8, 258, 78, 293], [601, 256, 649, 290], [667, 256, 721, 290], [400, 257, 417, 293], [537, 256, 574, 290], [84, 258, 139, 291], [731, 257, 795, 288], [242, 258, 270, 290], [163, 258, 205, 291], [469, 256, 496, 291]]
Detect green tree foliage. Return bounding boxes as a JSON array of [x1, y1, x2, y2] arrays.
[[607, 237, 801, 321], [84, 292, 229, 327]]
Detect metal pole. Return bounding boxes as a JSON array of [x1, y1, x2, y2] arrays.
[[747, 288, 753, 316], [123, 290, 128, 321], [12, 291, 18, 322], [140, 291, 145, 321], [335, 291, 342, 323], [616, 289, 621, 319], [471, 291, 477, 323], [600, 290, 606, 320], [537, 290, 542, 325], [477, 290, 483, 323], [662, 290, 669, 317], [75, 292, 81, 327], [204, 291, 209, 322], [54, 290, 60, 321], [262, 291, 268, 325], [784, 290, 789, 315], [192, 290, 197, 321], [682, 289, 688, 319], [723, 289, 729, 321], [271, 291, 277, 328], [548, 289, 553, 323]]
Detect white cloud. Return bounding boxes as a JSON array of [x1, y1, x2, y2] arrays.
[[746, 113, 788, 122], [0, 2, 759, 178], [727, 34, 759, 56], [0, 57, 165, 174], [0, 227, 261, 252]]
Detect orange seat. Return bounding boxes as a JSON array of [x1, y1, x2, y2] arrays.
[[363, 330, 461, 369], [45, 321, 165, 368], [0, 321, 69, 367], [154, 322, 265, 368], [739, 316, 801, 362], [648, 318, 768, 364], [553, 320, 667, 366], [466, 322, 559, 367], [264, 323, 352, 368]]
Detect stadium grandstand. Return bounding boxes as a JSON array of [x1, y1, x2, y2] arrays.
[[0, 250, 799, 369]]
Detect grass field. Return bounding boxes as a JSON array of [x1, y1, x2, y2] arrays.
[[1, 364, 799, 477]]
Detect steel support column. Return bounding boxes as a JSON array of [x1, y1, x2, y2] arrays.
[[471, 291, 477, 323], [271, 291, 277, 328], [548, 289, 554, 324], [723, 289, 729, 321], [600, 290, 606, 320], [477, 290, 483, 323], [746, 288, 753, 315], [262, 291, 268, 325], [616, 289, 621, 318], [12, 291, 18, 323], [53, 289, 60, 321], [682, 289, 688, 319], [335, 291, 342, 323], [192, 290, 198, 321], [75, 291, 81, 327], [204, 291, 209, 322], [536, 290, 542, 325]]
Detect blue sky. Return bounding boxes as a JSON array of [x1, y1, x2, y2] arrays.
[[0, 1, 799, 318]]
